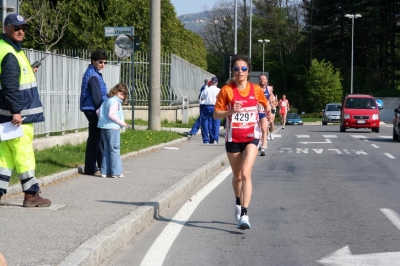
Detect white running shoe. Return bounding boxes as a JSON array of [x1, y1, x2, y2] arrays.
[[267, 136, 271, 141], [260, 147, 266, 156], [237, 214, 251, 230], [270, 135, 274, 140], [235, 205, 241, 222]]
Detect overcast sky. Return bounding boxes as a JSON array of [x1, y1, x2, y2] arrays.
[[170, 0, 216, 16]]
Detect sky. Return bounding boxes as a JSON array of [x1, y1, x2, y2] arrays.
[[170, 0, 216, 16]]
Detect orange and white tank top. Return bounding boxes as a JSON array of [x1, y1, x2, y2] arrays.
[[226, 83, 260, 142]]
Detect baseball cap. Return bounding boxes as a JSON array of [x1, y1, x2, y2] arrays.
[[4, 14, 28, 26], [211, 77, 218, 83]]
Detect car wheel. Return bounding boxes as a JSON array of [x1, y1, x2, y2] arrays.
[[393, 127, 399, 141], [340, 124, 346, 132], [374, 127, 379, 133]]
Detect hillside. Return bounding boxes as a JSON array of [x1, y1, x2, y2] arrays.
[[178, 11, 209, 34]]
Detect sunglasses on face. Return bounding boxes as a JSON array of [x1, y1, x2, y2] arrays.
[[97, 60, 107, 65], [233, 66, 248, 72], [13, 26, 27, 32]]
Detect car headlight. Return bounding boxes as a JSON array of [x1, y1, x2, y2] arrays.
[[372, 114, 379, 120], [343, 113, 350, 119]]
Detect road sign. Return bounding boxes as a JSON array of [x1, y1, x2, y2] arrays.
[[376, 99, 383, 108], [104, 26, 134, 37], [1, 0, 19, 30]]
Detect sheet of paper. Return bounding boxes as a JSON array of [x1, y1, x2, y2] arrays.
[[0, 122, 24, 141]]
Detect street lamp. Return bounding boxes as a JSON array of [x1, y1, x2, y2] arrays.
[[345, 14, 362, 94], [258, 39, 270, 72]]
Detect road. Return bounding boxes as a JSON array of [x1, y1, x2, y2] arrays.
[[102, 124, 400, 266]]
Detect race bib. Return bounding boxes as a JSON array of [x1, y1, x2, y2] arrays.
[[231, 107, 257, 128]]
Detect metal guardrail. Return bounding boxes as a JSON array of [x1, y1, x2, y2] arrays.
[[23, 49, 213, 136]]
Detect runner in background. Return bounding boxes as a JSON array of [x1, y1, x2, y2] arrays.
[[279, 94, 290, 129]]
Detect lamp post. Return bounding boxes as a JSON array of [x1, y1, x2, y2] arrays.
[[345, 14, 362, 94], [258, 39, 270, 72]]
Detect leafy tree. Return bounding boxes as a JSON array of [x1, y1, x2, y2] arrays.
[[20, 0, 70, 51], [306, 59, 343, 112]]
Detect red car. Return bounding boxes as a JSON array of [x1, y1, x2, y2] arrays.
[[339, 94, 382, 133]]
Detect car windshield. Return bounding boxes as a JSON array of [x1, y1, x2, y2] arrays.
[[345, 98, 376, 109], [326, 105, 339, 111], [287, 113, 300, 119]]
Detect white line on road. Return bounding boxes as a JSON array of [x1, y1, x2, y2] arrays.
[[381, 209, 400, 231], [384, 153, 395, 159], [322, 135, 338, 138], [140, 167, 232, 266], [351, 135, 368, 139], [371, 144, 379, 148], [296, 135, 310, 138], [378, 136, 393, 139]]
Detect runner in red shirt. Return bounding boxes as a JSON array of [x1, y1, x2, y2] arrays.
[[279, 94, 290, 129], [214, 54, 271, 230]]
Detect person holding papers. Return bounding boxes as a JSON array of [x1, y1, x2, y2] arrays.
[[0, 14, 50, 207]]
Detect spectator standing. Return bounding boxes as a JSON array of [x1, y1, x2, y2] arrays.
[[186, 78, 209, 137], [200, 77, 220, 144], [80, 50, 109, 175], [214, 54, 271, 229], [97, 83, 128, 178], [0, 14, 51, 207]]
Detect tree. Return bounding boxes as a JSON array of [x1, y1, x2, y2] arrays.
[[306, 59, 343, 112], [20, 0, 70, 51]]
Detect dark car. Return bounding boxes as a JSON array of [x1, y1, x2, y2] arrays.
[[322, 103, 341, 125], [286, 113, 303, 125], [393, 104, 400, 141]]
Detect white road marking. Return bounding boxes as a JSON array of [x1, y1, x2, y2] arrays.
[[297, 135, 310, 138], [384, 153, 395, 159], [378, 136, 393, 139], [322, 135, 338, 138], [371, 144, 379, 148], [351, 135, 368, 139], [381, 209, 400, 231], [140, 167, 232, 266], [318, 209, 400, 265], [272, 134, 281, 138], [298, 139, 332, 144]]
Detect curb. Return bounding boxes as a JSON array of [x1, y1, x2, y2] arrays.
[[58, 153, 229, 266], [5, 137, 189, 198]]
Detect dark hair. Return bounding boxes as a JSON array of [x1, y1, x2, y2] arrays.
[[90, 49, 107, 62], [230, 54, 252, 73], [259, 73, 268, 79], [108, 83, 129, 104]]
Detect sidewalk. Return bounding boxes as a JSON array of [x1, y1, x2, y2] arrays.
[[0, 133, 228, 266]]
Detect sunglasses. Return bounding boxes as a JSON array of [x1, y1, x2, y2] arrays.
[[233, 66, 248, 72], [97, 60, 108, 65], [13, 26, 27, 32]]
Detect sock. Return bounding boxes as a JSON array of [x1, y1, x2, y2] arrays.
[[241, 207, 248, 216], [235, 197, 241, 205]]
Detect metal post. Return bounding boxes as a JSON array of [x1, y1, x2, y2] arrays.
[[345, 14, 361, 94], [131, 47, 135, 129], [350, 16, 354, 94], [234, 0, 237, 54], [149, 0, 161, 130], [262, 42, 265, 72], [249, 0, 252, 58], [2, 0, 7, 33]]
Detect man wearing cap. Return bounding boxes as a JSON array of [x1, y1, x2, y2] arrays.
[[199, 77, 220, 144], [0, 14, 51, 207]]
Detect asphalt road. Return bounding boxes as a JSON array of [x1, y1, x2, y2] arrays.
[[102, 123, 400, 266]]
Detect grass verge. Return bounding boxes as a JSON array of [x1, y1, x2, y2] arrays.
[[10, 129, 183, 186]]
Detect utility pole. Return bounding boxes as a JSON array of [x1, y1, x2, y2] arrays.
[[149, 0, 161, 130], [234, 0, 237, 54]]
